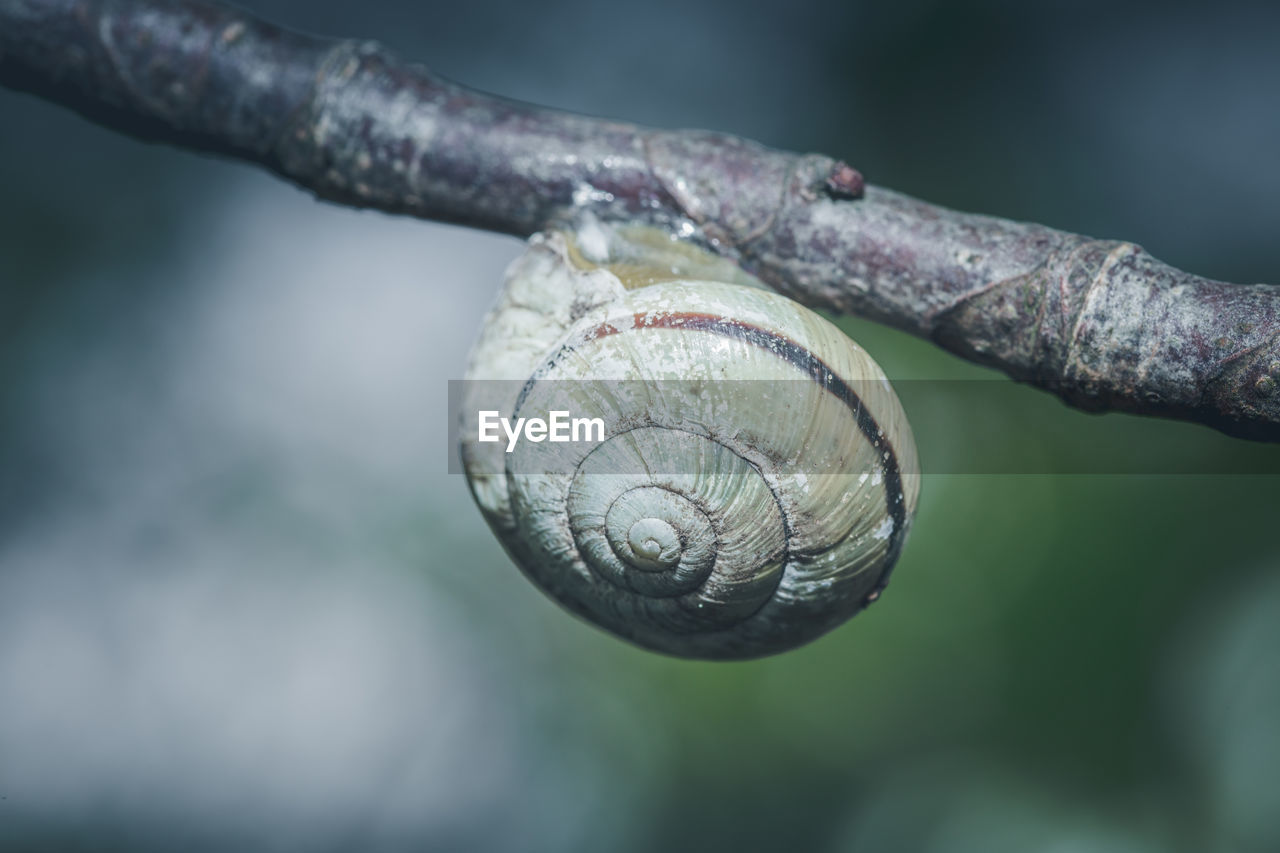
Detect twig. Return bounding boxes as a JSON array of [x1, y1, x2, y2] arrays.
[[3, 0, 1279, 440]]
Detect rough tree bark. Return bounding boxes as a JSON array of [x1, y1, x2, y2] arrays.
[[2, 0, 1279, 441]]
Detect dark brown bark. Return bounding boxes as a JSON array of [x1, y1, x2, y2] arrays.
[[3, 0, 1279, 440]]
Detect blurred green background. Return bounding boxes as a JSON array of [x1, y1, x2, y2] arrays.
[[1, 0, 1278, 850]]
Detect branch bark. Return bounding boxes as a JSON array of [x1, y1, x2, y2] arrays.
[[3, 0, 1279, 440]]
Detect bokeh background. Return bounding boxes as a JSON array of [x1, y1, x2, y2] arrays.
[[2, 0, 1279, 850]]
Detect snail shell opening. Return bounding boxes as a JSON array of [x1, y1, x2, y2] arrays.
[[461, 225, 920, 659]]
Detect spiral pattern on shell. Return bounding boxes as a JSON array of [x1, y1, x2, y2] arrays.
[[461, 227, 920, 659]]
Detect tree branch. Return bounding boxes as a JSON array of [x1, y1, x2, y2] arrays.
[[4, 0, 1279, 440]]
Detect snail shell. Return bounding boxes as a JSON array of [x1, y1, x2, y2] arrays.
[[461, 222, 920, 659]]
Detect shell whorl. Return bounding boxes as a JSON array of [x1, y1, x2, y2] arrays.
[[461, 226, 920, 659]]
